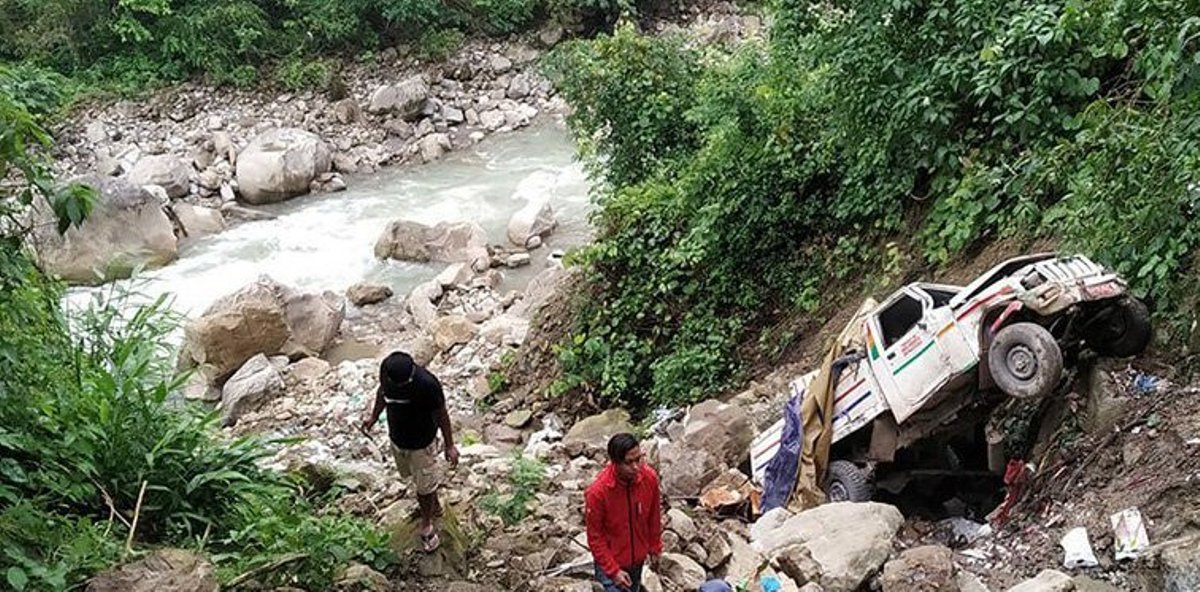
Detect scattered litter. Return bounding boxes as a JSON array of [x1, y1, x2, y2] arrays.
[[960, 549, 991, 561], [1133, 373, 1159, 395], [700, 486, 743, 510], [1061, 527, 1100, 569], [647, 407, 684, 437], [759, 575, 781, 592], [1111, 507, 1151, 560], [1186, 438, 1200, 446], [940, 517, 994, 545]]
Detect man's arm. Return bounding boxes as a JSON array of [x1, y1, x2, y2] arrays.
[[361, 385, 386, 432], [585, 489, 622, 578], [437, 406, 459, 467]]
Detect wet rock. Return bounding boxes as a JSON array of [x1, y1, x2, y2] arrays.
[[374, 220, 489, 268], [419, 133, 452, 162], [880, 545, 956, 592], [430, 314, 478, 351], [683, 399, 754, 467], [507, 198, 557, 247], [563, 409, 633, 454], [368, 76, 429, 120], [236, 128, 332, 204], [86, 549, 217, 592], [332, 152, 360, 174], [29, 175, 176, 285], [127, 154, 192, 199], [347, 282, 394, 306], [172, 203, 226, 241], [755, 502, 904, 592], [1003, 570, 1073, 592], [221, 354, 285, 426]]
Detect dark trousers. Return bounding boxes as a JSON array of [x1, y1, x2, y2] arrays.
[[594, 563, 643, 592]]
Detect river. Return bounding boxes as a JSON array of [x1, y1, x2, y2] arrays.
[[70, 122, 591, 318]]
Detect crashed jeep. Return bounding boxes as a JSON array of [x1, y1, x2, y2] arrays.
[[750, 253, 1151, 503]]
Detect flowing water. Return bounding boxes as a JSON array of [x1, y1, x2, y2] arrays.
[[70, 122, 591, 318]]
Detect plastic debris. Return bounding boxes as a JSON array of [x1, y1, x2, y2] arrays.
[[760, 575, 782, 592], [1061, 527, 1100, 569], [940, 517, 994, 545], [1111, 507, 1151, 560], [1133, 373, 1159, 395]]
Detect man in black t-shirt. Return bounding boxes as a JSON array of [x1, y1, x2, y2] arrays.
[[362, 351, 459, 552]]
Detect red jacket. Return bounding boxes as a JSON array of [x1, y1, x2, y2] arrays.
[[584, 463, 663, 577]]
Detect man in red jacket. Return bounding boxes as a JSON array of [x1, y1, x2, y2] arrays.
[[585, 433, 663, 591]]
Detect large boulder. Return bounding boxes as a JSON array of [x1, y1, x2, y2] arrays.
[[657, 440, 723, 498], [563, 409, 633, 454], [683, 399, 754, 467], [374, 219, 489, 268], [755, 502, 904, 592], [236, 128, 332, 205], [220, 354, 284, 426], [126, 155, 192, 199], [430, 314, 479, 351], [171, 203, 226, 241], [659, 553, 706, 591], [30, 175, 177, 284], [507, 199, 557, 247], [368, 76, 429, 120], [509, 267, 569, 319], [87, 549, 217, 592], [419, 133, 452, 163], [181, 276, 344, 382], [406, 280, 443, 330]]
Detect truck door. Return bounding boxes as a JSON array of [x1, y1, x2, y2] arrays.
[[866, 287, 955, 423]]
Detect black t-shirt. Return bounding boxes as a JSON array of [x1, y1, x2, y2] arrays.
[[382, 365, 446, 450]]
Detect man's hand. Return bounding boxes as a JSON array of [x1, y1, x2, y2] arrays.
[[444, 444, 460, 468], [614, 570, 633, 590], [360, 412, 377, 435]]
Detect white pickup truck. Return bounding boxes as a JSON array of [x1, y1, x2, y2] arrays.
[[750, 253, 1150, 502]]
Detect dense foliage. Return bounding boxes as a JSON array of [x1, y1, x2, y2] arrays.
[[548, 0, 1200, 408], [0, 0, 663, 95], [1, 69, 390, 591]]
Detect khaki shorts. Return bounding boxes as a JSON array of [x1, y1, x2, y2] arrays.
[[392, 441, 441, 496]]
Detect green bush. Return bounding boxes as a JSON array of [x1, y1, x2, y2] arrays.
[[550, 0, 1200, 408], [418, 29, 468, 62], [480, 455, 546, 526]]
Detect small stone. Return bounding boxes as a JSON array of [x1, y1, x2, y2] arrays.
[[505, 409, 533, 429]]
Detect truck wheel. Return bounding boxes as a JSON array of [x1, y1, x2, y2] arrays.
[[988, 322, 1063, 399], [824, 460, 873, 503], [1089, 297, 1151, 358]]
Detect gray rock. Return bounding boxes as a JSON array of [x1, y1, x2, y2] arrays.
[[444, 106, 465, 124], [703, 533, 732, 569], [507, 199, 557, 247], [659, 553, 705, 591], [505, 409, 534, 429], [755, 502, 904, 592], [172, 203, 226, 241], [880, 545, 956, 592], [374, 219, 490, 267], [346, 282, 393, 306], [1004, 570, 1073, 592], [683, 399, 755, 469], [489, 55, 513, 74], [563, 409, 633, 454], [28, 175, 176, 285], [127, 154, 192, 199], [86, 549, 217, 592], [480, 109, 507, 131], [429, 314, 478, 351], [332, 98, 363, 124], [667, 508, 699, 543], [236, 128, 332, 205], [84, 121, 109, 143], [220, 354, 284, 426], [657, 440, 722, 498], [418, 133, 452, 162], [368, 76, 429, 120]]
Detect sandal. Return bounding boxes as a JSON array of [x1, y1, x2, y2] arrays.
[[420, 530, 441, 553]]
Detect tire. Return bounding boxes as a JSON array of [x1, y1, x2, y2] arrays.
[[988, 322, 1064, 399], [824, 460, 873, 503], [1088, 297, 1152, 358]]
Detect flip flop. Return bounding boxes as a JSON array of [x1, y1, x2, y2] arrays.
[[420, 530, 441, 553]]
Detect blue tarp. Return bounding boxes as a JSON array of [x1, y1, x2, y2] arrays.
[[760, 389, 804, 513]]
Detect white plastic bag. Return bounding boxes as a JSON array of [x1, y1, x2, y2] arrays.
[[1060, 527, 1099, 569]]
